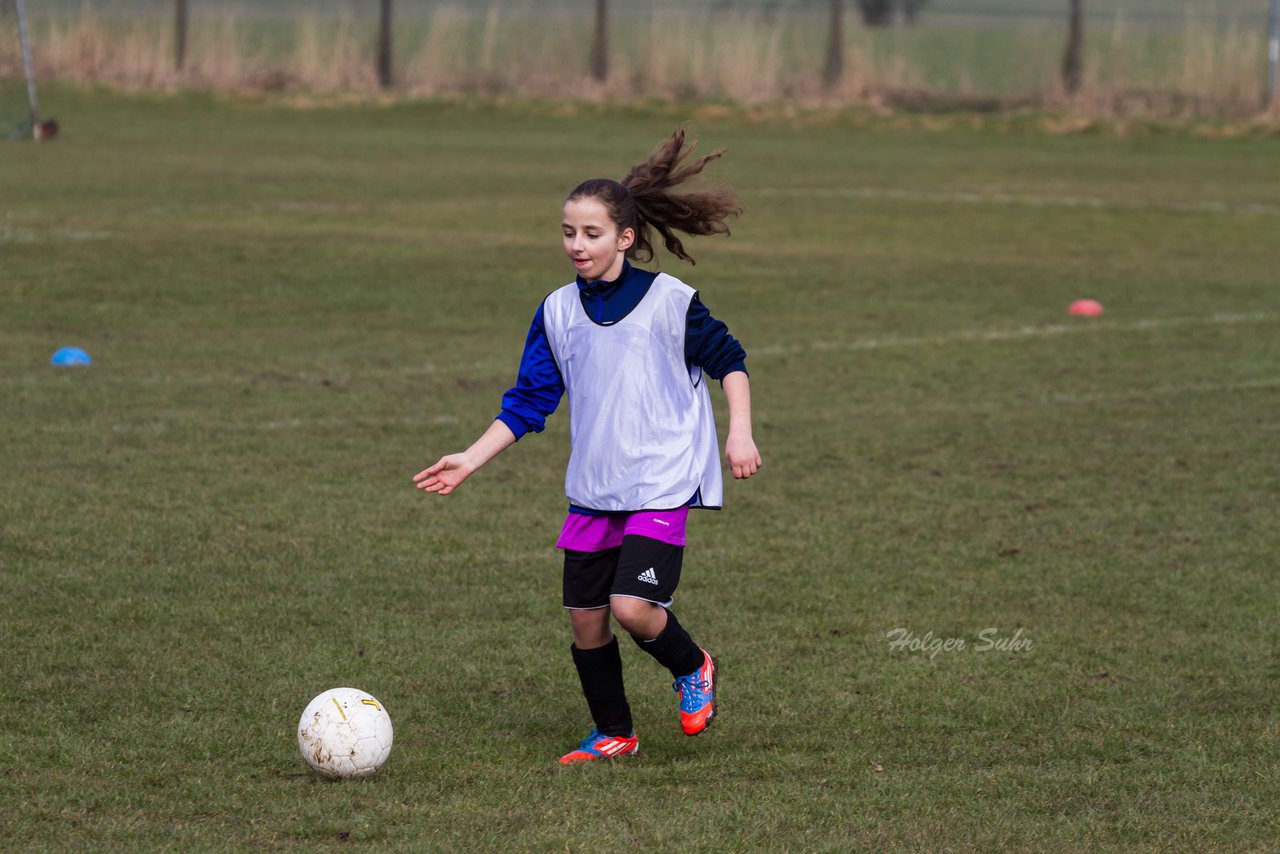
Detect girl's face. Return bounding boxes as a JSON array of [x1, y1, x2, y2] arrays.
[[562, 197, 634, 284]]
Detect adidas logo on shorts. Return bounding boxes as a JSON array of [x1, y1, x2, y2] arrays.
[[637, 567, 659, 586]]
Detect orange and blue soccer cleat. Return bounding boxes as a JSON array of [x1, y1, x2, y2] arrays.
[[673, 649, 717, 736], [559, 729, 639, 765]]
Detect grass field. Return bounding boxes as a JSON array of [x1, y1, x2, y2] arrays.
[[2, 90, 1279, 850]]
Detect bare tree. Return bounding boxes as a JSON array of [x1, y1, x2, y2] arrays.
[[1062, 0, 1083, 94], [824, 0, 844, 89], [902, 0, 929, 25], [377, 0, 393, 89], [855, 0, 894, 27], [591, 0, 608, 82], [175, 0, 187, 71], [854, 0, 929, 27]]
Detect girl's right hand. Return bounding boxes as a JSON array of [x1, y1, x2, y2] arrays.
[[412, 454, 475, 496]]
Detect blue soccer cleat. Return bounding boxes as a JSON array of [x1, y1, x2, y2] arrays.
[[673, 649, 717, 735]]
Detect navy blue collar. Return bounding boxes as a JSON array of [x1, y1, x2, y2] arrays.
[[576, 260, 632, 297], [574, 261, 660, 326]]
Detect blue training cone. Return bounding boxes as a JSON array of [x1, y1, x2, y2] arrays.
[[51, 346, 92, 366]]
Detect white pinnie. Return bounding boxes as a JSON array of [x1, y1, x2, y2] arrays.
[[297, 688, 394, 779]]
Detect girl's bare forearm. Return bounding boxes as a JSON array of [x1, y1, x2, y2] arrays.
[[463, 419, 517, 470], [722, 371, 753, 437]]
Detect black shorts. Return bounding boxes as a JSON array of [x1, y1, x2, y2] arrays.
[[563, 535, 685, 610]]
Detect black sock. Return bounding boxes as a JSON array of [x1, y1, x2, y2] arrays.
[[570, 636, 633, 737], [632, 609, 704, 679]]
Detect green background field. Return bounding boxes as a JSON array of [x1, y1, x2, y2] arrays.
[[2, 91, 1278, 849]]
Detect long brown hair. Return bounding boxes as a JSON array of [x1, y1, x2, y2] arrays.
[[567, 127, 742, 266]]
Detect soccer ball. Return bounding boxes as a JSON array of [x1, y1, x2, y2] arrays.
[[297, 687, 394, 780]]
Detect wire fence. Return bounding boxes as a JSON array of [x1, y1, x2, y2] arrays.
[[2, 1, 1278, 116], [12, 1, 1270, 28]]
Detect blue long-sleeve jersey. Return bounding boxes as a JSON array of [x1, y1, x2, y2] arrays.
[[497, 262, 748, 441]]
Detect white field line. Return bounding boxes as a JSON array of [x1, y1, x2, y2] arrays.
[[10, 311, 1278, 433], [752, 311, 1277, 358], [1048, 377, 1280, 405], [0, 226, 115, 243], [153, 310, 1267, 385], [791, 375, 1280, 421], [6, 310, 1273, 394], [94, 373, 1278, 435], [751, 186, 1280, 216], [106, 413, 460, 434]]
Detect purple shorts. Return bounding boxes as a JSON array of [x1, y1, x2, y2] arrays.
[[555, 507, 689, 551]]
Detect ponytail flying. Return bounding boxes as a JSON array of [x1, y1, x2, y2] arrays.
[[567, 126, 742, 266]]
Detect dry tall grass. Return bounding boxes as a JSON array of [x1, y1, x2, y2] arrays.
[[0, 4, 1275, 117], [1067, 9, 1268, 116]]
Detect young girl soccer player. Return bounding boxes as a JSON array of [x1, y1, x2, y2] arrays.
[[413, 127, 761, 764]]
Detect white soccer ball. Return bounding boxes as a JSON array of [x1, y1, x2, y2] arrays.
[[297, 687, 394, 780]]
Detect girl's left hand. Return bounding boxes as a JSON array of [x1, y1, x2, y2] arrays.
[[725, 433, 762, 480]]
